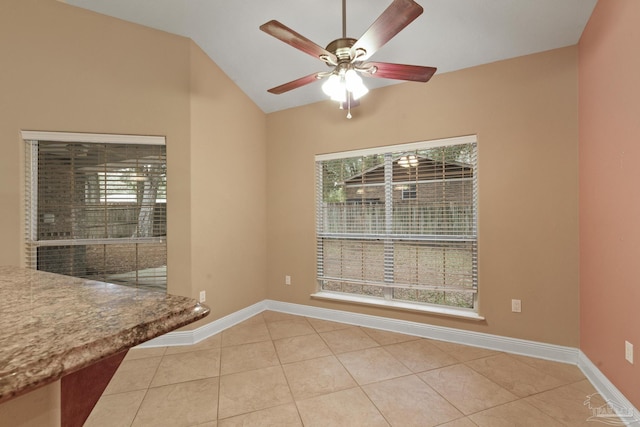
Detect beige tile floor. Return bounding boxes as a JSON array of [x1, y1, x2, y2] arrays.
[[85, 311, 615, 426]]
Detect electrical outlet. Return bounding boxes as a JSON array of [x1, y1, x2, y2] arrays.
[[511, 299, 522, 313], [285, 275, 291, 285], [625, 341, 634, 364], [199, 290, 206, 303]]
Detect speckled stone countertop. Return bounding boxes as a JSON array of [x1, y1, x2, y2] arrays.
[[0, 266, 209, 404]]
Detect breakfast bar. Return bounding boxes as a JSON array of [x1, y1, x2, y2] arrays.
[[0, 266, 209, 426]]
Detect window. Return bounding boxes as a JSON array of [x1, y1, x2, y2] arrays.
[[401, 183, 417, 200], [315, 135, 478, 312], [23, 131, 167, 291]]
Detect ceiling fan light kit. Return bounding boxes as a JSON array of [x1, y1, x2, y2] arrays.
[[260, 0, 437, 119], [321, 68, 369, 101]]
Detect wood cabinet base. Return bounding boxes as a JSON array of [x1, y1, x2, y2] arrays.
[[61, 350, 127, 427]]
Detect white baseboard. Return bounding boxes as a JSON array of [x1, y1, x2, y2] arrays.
[[578, 351, 640, 426], [137, 299, 639, 425], [137, 300, 267, 347], [264, 300, 579, 364]]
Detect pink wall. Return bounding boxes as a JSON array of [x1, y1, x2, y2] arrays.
[[579, 0, 640, 408]]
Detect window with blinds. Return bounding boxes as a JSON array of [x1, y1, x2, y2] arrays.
[[315, 135, 478, 310], [23, 132, 167, 291]]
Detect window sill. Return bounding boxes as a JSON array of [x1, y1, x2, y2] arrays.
[[310, 291, 485, 321]]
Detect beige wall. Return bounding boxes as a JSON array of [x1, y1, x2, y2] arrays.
[[0, 382, 60, 427], [0, 6, 266, 419], [188, 42, 267, 323], [579, 0, 640, 408], [0, 0, 267, 322], [266, 46, 580, 347], [1, 0, 591, 419], [0, 1, 580, 348], [11, 0, 640, 413], [0, 0, 191, 295], [1, 0, 579, 353]]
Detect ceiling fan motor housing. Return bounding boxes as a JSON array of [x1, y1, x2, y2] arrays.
[[326, 38, 358, 63]]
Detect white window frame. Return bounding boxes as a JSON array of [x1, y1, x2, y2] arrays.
[[401, 183, 417, 200], [22, 131, 167, 288], [313, 135, 483, 320]]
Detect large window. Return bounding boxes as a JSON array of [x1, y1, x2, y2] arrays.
[[315, 135, 478, 312], [23, 132, 167, 291]]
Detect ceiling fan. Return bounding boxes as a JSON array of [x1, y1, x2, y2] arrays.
[[260, 0, 437, 118]]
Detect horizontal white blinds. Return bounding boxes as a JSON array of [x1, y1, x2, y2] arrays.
[[321, 240, 476, 291], [321, 179, 474, 237], [316, 139, 478, 309], [25, 139, 167, 290]]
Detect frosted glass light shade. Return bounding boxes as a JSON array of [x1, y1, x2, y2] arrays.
[[322, 74, 347, 103], [344, 69, 368, 100]]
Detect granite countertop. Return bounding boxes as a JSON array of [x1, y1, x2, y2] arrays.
[[0, 266, 209, 403]]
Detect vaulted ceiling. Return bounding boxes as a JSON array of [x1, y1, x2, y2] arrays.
[[63, 0, 597, 113]]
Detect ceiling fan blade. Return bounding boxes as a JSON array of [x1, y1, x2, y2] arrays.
[[352, 0, 423, 61], [260, 20, 337, 64], [267, 73, 321, 94], [364, 62, 436, 82]]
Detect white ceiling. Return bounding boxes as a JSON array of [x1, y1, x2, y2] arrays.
[[63, 0, 597, 114]]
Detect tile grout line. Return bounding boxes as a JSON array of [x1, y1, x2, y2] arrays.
[[216, 332, 222, 425], [458, 352, 592, 425], [328, 325, 403, 426], [361, 333, 472, 425], [129, 346, 167, 427], [90, 311, 612, 426], [264, 313, 306, 426]]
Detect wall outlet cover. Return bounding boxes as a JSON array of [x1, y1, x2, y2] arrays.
[[511, 299, 522, 313]]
